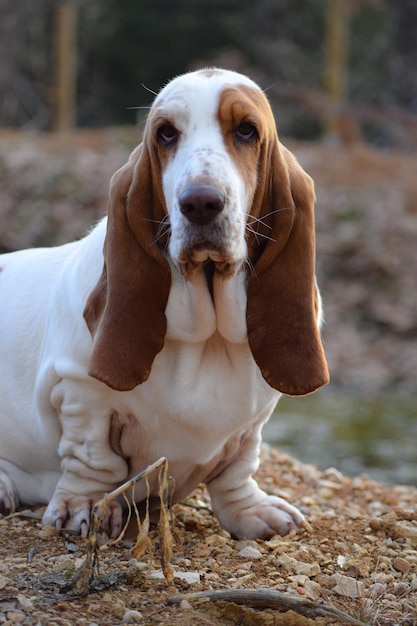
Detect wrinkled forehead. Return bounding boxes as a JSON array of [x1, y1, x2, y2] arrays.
[[153, 69, 264, 121]]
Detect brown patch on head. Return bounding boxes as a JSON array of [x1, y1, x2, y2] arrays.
[[217, 85, 269, 189]]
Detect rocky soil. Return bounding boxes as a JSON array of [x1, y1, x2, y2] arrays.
[[0, 447, 416, 625]]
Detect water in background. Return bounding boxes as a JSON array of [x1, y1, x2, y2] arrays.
[[263, 389, 417, 487]]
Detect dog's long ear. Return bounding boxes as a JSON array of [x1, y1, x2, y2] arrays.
[[246, 138, 329, 396], [84, 143, 171, 391]]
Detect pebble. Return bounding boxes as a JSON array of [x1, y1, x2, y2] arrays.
[[371, 572, 394, 584], [16, 594, 33, 610], [122, 610, 143, 623], [369, 518, 383, 531], [0, 575, 10, 590], [291, 575, 310, 588], [369, 582, 386, 598], [174, 571, 201, 584], [149, 570, 200, 584], [332, 573, 364, 598], [206, 534, 229, 547], [38, 525, 58, 540], [179, 600, 192, 609], [393, 582, 409, 597], [237, 546, 263, 560], [295, 561, 320, 577], [275, 553, 297, 570], [392, 556, 410, 574], [303, 580, 322, 600], [6, 613, 25, 624], [395, 521, 417, 547]]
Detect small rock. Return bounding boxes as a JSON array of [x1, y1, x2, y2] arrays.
[[174, 572, 201, 585], [393, 582, 409, 597], [206, 534, 228, 547], [122, 610, 143, 623], [38, 525, 58, 540], [303, 580, 322, 600], [275, 553, 297, 571], [0, 575, 11, 590], [289, 574, 309, 586], [180, 600, 192, 609], [17, 594, 33, 610], [395, 521, 417, 547], [149, 570, 200, 584], [392, 556, 410, 574], [65, 541, 79, 553], [238, 546, 262, 560], [371, 572, 394, 585], [128, 559, 147, 571], [295, 561, 320, 577], [6, 613, 25, 624], [340, 557, 369, 577], [369, 583, 386, 598], [369, 518, 383, 531], [332, 573, 364, 598]]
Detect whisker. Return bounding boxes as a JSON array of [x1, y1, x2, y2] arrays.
[[126, 106, 152, 111], [152, 224, 171, 246], [262, 206, 292, 217], [245, 223, 277, 243], [142, 217, 171, 225], [142, 214, 171, 246], [247, 215, 272, 231], [245, 223, 261, 245], [244, 257, 257, 280], [141, 83, 158, 96], [246, 206, 292, 229]]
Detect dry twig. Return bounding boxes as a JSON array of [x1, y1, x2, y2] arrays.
[[168, 588, 368, 625], [69, 456, 174, 594]]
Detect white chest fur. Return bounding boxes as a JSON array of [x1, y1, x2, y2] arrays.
[[103, 263, 279, 499]]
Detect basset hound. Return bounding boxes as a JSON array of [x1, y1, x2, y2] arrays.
[[0, 69, 329, 539]]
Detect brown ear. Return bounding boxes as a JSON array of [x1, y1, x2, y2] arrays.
[[246, 140, 329, 396], [84, 143, 171, 391]]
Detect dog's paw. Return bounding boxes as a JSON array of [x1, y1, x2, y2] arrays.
[[42, 493, 123, 539], [0, 469, 18, 516], [220, 494, 308, 539]]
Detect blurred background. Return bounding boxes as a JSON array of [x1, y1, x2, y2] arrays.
[[0, 0, 416, 485]]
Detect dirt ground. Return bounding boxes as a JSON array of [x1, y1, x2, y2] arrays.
[[1, 446, 416, 625]]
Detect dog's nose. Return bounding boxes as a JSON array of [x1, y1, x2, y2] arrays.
[[179, 185, 226, 225]]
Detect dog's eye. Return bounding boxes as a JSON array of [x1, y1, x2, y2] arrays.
[[157, 124, 178, 146], [236, 122, 257, 143]]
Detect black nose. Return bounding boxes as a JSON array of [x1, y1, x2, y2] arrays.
[[179, 185, 226, 225]]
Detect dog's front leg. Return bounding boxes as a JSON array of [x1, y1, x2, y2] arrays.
[[42, 379, 128, 538], [207, 419, 307, 539]]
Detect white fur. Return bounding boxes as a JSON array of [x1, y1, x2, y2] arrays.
[[158, 72, 253, 269], [0, 69, 307, 539]]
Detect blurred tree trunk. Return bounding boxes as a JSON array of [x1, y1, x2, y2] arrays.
[[52, 1, 77, 131], [323, 0, 350, 139]]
